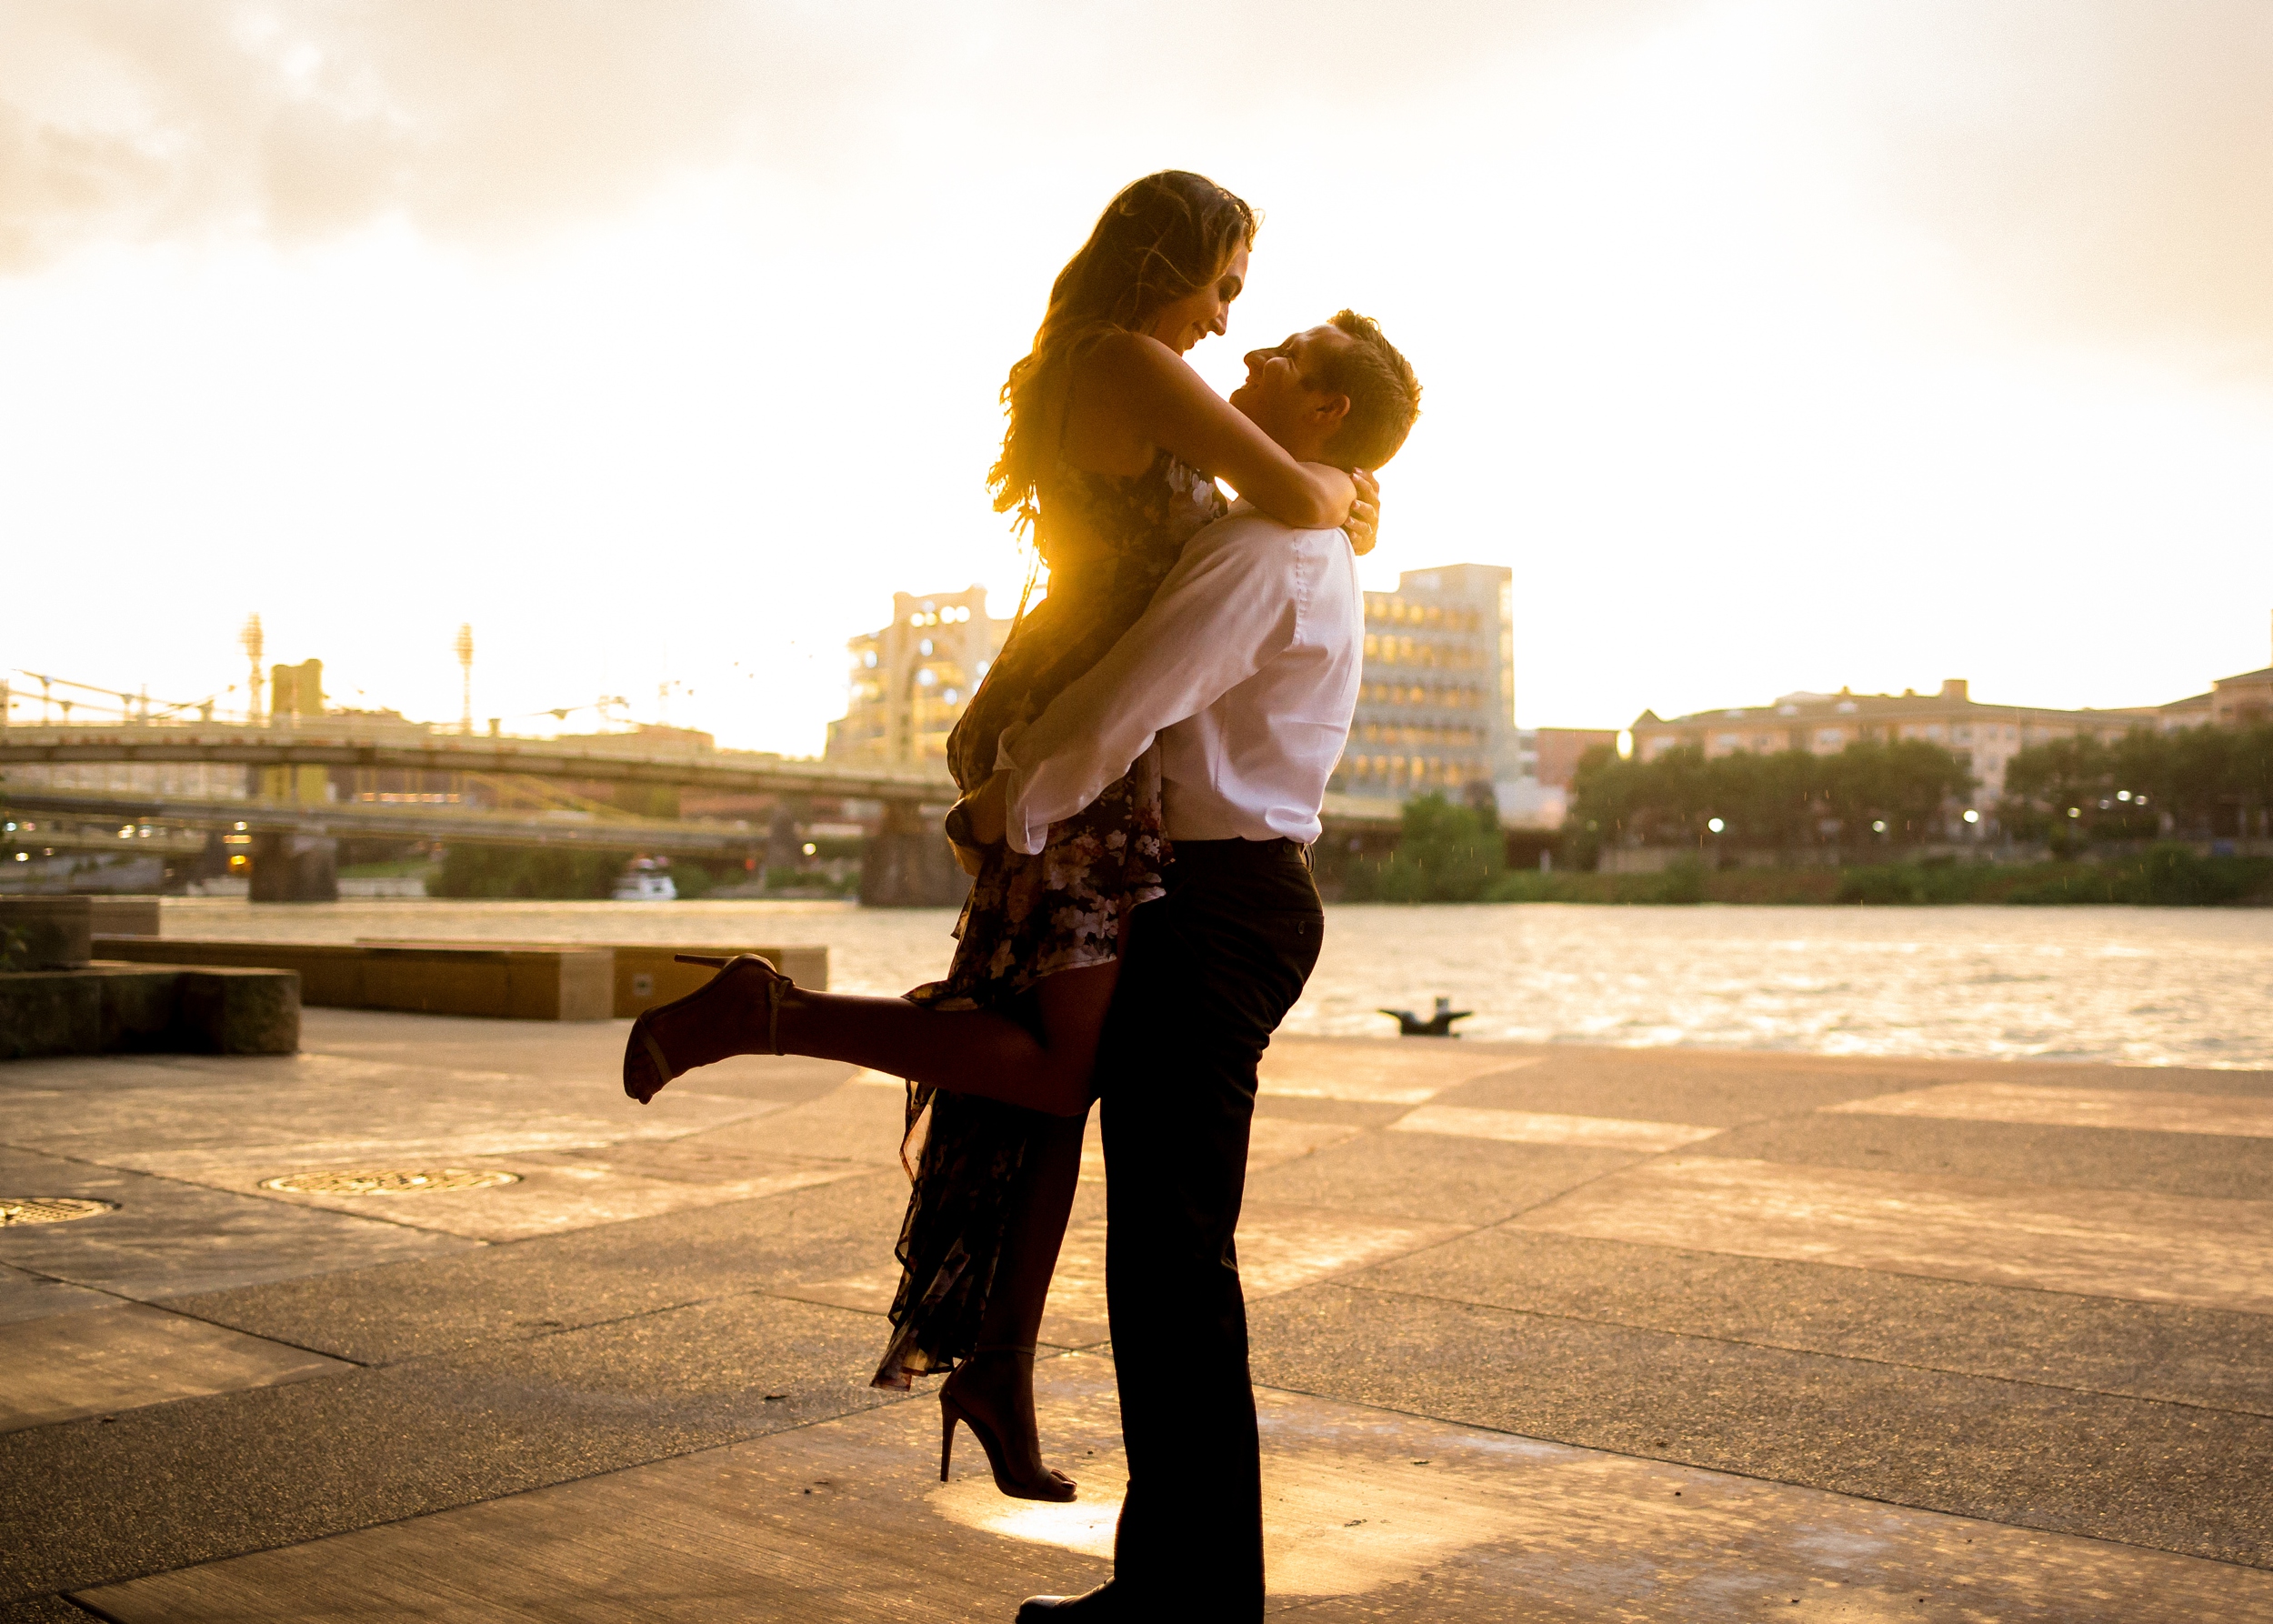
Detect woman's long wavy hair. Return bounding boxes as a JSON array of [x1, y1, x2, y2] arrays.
[[988, 171, 1258, 552]]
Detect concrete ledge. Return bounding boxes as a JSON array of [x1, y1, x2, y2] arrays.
[[0, 963, 299, 1058], [92, 937, 612, 1022], [606, 943, 827, 1017], [358, 939, 829, 1017], [87, 896, 164, 937]]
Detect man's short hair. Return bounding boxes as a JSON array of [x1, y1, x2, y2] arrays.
[[1318, 310, 1420, 470]]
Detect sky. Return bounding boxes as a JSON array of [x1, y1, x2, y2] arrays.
[[3, 0, 2270, 753]]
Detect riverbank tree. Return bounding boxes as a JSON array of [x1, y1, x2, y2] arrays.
[[2001, 723, 2273, 847], [1562, 738, 1975, 867]]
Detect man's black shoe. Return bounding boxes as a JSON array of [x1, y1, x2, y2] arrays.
[[1016, 1581, 1124, 1619]]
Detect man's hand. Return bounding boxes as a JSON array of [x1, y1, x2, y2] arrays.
[[1346, 468, 1381, 556]]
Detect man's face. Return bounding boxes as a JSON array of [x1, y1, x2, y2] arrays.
[[1229, 325, 1354, 454]]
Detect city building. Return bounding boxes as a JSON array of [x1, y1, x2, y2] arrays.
[[1629, 680, 2163, 802], [1333, 563, 1516, 804], [1497, 726, 1621, 827], [826, 586, 1013, 767], [2208, 661, 2273, 729]]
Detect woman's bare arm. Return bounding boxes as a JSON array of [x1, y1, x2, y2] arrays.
[[1076, 333, 1356, 529]]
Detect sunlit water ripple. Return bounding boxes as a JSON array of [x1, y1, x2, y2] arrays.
[[163, 897, 2273, 1070]]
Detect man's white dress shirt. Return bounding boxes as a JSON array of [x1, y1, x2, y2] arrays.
[[996, 503, 1362, 856]]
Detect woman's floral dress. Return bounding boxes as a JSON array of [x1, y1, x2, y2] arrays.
[[871, 449, 1227, 1388]]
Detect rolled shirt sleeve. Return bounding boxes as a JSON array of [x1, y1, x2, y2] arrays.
[[995, 521, 1298, 855]]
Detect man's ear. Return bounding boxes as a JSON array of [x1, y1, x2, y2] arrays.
[[1312, 393, 1352, 431]]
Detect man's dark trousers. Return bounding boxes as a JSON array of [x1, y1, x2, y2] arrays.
[[1096, 837, 1324, 1620]]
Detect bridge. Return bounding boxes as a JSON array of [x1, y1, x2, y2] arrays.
[[0, 720, 1406, 903]]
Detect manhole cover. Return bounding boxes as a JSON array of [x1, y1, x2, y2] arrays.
[[0, 1197, 119, 1226], [260, 1169, 522, 1196]]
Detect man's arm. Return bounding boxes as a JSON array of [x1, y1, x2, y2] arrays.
[[987, 521, 1300, 855]]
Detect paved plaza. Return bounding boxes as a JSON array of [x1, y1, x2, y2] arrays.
[[4, 1009, 2269, 1620]]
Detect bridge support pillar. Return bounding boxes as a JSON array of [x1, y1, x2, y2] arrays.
[[249, 832, 339, 903], [859, 799, 970, 908]]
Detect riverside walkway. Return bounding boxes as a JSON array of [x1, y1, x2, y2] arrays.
[[3, 1014, 2268, 1620]]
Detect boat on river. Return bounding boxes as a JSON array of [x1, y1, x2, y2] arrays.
[[612, 857, 676, 901]]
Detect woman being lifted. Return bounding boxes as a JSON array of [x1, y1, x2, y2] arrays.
[[623, 168, 1376, 1502]]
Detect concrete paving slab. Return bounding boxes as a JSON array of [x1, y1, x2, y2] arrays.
[[1826, 1078, 2273, 1138], [1242, 1114, 1366, 1171], [1257, 1037, 1532, 1103], [0, 1261, 113, 1326], [1707, 1108, 2273, 1200], [1435, 1045, 1966, 1124], [1391, 1101, 1722, 1151], [1247, 1285, 2273, 1568], [5, 1057, 775, 1178], [284, 1008, 862, 1105], [0, 1147, 474, 1300], [0, 1300, 349, 1431], [736, 1073, 913, 1167], [1514, 1153, 2273, 1313], [235, 1148, 866, 1242], [160, 1171, 908, 1366], [1243, 1129, 1639, 1227], [801, 1194, 1467, 1356], [1, 1292, 900, 1602], [75, 1353, 2273, 1623], [1347, 1226, 2273, 1415]]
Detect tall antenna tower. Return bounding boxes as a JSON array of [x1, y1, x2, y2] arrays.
[[455, 623, 476, 735], [240, 615, 265, 724]]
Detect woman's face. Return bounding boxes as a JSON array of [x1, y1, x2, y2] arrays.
[[1145, 243, 1250, 355]]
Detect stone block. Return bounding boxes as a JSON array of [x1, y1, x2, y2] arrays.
[[360, 939, 830, 1017], [0, 896, 93, 969], [86, 896, 164, 937], [0, 963, 299, 1058], [605, 944, 830, 1017], [92, 937, 612, 1022], [175, 967, 301, 1053]]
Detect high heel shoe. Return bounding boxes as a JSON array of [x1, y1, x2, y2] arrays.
[[622, 953, 787, 1105], [939, 1352, 1076, 1503]]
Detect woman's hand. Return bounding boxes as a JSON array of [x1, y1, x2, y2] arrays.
[[949, 774, 1010, 853], [1346, 469, 1381, 556]]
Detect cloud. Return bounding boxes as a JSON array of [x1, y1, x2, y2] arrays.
[[0, 0, 1681, 269], [1841, 0, 2273, 376], [0, 0, 905, 266]]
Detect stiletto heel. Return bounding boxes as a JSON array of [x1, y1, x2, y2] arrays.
[[937, 1393, 1075, 1501], [937, 1351, 1076, 1502], [622, 953, 788, 1104]]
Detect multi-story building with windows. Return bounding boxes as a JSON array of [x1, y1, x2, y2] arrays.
[[1628, 680, 2164, 802], [1332, 563, 1516, 803], [826, 586, 1013, 767]]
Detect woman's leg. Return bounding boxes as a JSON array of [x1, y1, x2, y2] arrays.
[[649, 958, 1117, 1118], [939, 1107, 1086, 1486]]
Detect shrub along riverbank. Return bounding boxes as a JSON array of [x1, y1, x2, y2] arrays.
[[1478, 849, 2273, 907], [1327, 795, 2273, 906]]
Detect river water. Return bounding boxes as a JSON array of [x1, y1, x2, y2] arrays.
[[158, 897, 2273, 1070]]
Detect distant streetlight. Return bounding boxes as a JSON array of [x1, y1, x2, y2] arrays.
[[1707, 817, 1725, 834], [240, 615, 265, 724], [1963, 808, 1981, 824], [455, 624, 476, 735]]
